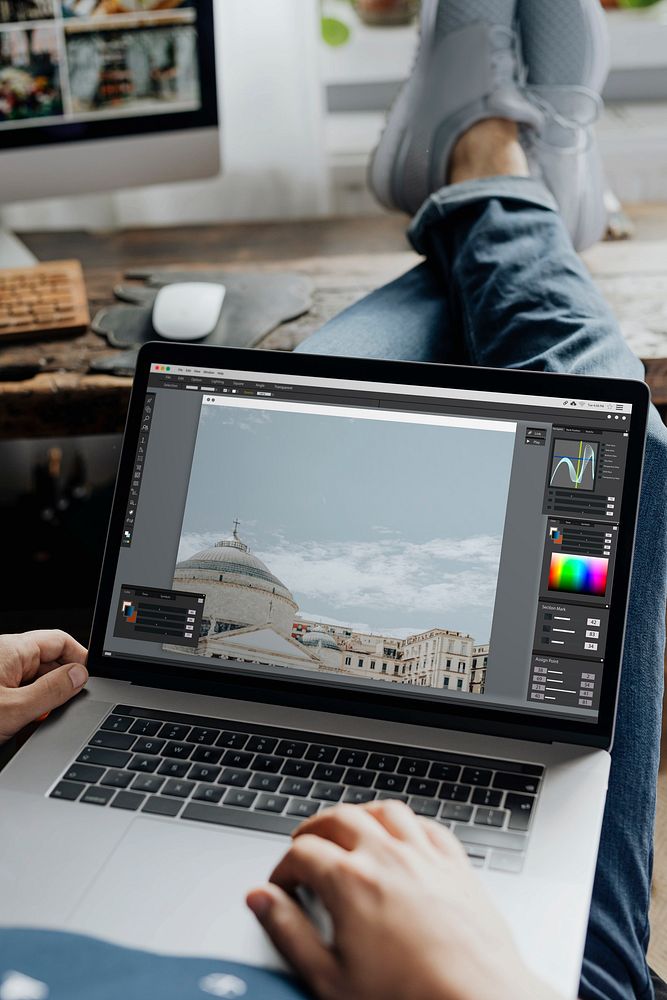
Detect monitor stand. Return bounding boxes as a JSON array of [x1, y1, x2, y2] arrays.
[[0, 228, 38, 268]]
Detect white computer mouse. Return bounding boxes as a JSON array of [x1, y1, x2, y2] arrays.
[[152, 282, 226, 341]]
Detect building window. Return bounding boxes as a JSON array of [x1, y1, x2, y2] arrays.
[[443, 677, 449, 688], [446, 659, 451, 668], [459, 661, 465, 672], [457, 679, 463, 690], [345, 656, 351, 666], [358, 658, 364, 668], [370, 660, 375, 669], [394, 664, 399, 674], [382, 663, 387, 673]]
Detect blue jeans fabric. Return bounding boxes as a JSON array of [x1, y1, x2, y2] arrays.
[[297, 176, 667, 1000]]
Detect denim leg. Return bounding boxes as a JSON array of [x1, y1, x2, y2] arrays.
[[294, 261, 462, 364], [410, 179, 667, 1000], [299, 176, 667, 1000]]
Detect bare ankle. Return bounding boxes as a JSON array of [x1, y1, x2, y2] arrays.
[[449, 118, 529, 184]]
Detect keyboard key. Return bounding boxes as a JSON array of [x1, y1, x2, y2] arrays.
[[158, 759, 190, 778], [343, 768, 374, 788], [429, 762, 462, 782], [474, 807, 505, 828], [81, 786, 115, 806], [251, 754, 282, 773], [193, 784, 224, 803], [50, 780, 82, 801], [492, 772, 540, 795], [161, 741, 193, 759], [505, 793, 535, 832], [192, 746, 223, 765], [224, 788, 257, 809], [312, 782, 343, 803], [63, 764, 104, 784], [100, 769, 133, 789], [190, 727, 219, 745], [91, 730, 135, 751], [280, 778, 313, 797], [250, 773, 282, 792], [367, 753, 398, 772], [453, 825, 527, 852], [377, 791, 409, 802], [158, 723, 191, 741], [188, 763, 221, 783], [256, 793, 288, 814], [375, 773, 406, 793], [281, 759, 314, 778], [409, 797, 439, 817], [246, 735, 278, 754], [133, 738, 165, 755], [397, 758, 428, 777], [182, 802, 300, 835], [128, 754, 159, 773], [439, 782, 471, 802], [406, 778, 438, 797], [489, 851, 524, 873], [343, 788, 376, 804], [142, 795, 183, 817], [440, 803, 473, 823], [472, 788, 503, 808], [216, 731, 249, 750], [219, 768, 251, 787], [162, 779, 195, 798], [276, 740, 307, 759], [101, 714, 133, 733], [132, 774, 164, 793], [312, 763, 344, 783], [129, 719, 161, 737], [461, 767, 492, 787], [77, 747, 131, 769], [287, 799, 320, 818], [223, 750, 254, 769], [336, 749, 368, 768], [111, 791, 146, 812], [305, 744, 337, 763]]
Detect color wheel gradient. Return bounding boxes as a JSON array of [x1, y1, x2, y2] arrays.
[[548, 553, 608, 597]]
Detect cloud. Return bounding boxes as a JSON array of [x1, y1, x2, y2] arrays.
[[255, 534, 502, 620]]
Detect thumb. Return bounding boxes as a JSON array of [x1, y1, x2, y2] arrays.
[[10, 662, 88, 732]]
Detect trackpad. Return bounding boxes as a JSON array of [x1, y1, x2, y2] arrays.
[[69, 817, 288, 966]]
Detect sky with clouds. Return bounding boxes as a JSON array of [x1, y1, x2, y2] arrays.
[[177, 402, 516, 642]]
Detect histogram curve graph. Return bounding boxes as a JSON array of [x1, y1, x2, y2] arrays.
[[549, 439, 598, 491]]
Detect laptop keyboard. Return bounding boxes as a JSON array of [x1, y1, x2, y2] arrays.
[[48, 704, 542, 873]]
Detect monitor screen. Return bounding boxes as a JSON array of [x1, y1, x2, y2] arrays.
[[98, 359, 637, 728], [0, 0, 216, 148]]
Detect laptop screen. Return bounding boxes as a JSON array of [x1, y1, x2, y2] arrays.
[[99, 358, 636, 727]]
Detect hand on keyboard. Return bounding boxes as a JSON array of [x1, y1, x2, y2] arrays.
[[247, 800, 563, 1000]]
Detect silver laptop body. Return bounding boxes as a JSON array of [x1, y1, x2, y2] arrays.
[[0, 343, 649, 999]]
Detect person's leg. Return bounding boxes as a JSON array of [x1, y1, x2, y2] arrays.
[[294, 261, 462, 364]]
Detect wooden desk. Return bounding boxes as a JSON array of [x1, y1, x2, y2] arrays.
[[1, 214, 665, 439]]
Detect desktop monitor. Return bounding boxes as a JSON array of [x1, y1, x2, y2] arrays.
[[0, 0, 219, 261]]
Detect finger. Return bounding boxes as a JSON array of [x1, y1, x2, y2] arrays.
[[7, 661, 88, 733], [5, 630, 88, 683], [363, 799, 431, 844], [293, 803, 392, 850], [247, 884, 338, 995], [420, 818, 469, 861], [270, 834, 348, 915]]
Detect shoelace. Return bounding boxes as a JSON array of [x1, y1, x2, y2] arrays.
[[527, 85, 603, 152]]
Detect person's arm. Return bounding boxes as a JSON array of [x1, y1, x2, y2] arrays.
[[247, 800, 565, 1000], [0, 630, 88, 745]]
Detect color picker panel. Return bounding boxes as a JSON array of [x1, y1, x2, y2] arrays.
[[548, 554, 608, 598]]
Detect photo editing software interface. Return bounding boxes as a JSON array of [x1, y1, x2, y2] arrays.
[[1, 0, 201, 129], [102, 362, 634, 724]]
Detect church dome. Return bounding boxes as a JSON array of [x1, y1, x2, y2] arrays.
[[176, 533, 293, 602], [301, 629, 340, 651]]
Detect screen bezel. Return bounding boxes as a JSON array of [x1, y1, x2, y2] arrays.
[[0, 0, 217, 151], [88, 342, 650, 750]]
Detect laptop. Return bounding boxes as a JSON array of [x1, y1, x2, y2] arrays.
[[0, 342, 649, 997]]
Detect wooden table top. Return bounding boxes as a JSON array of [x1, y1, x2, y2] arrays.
[[0, 215, 665, 439]]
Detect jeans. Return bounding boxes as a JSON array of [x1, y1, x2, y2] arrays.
[[297, 177, 667, 1000]]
